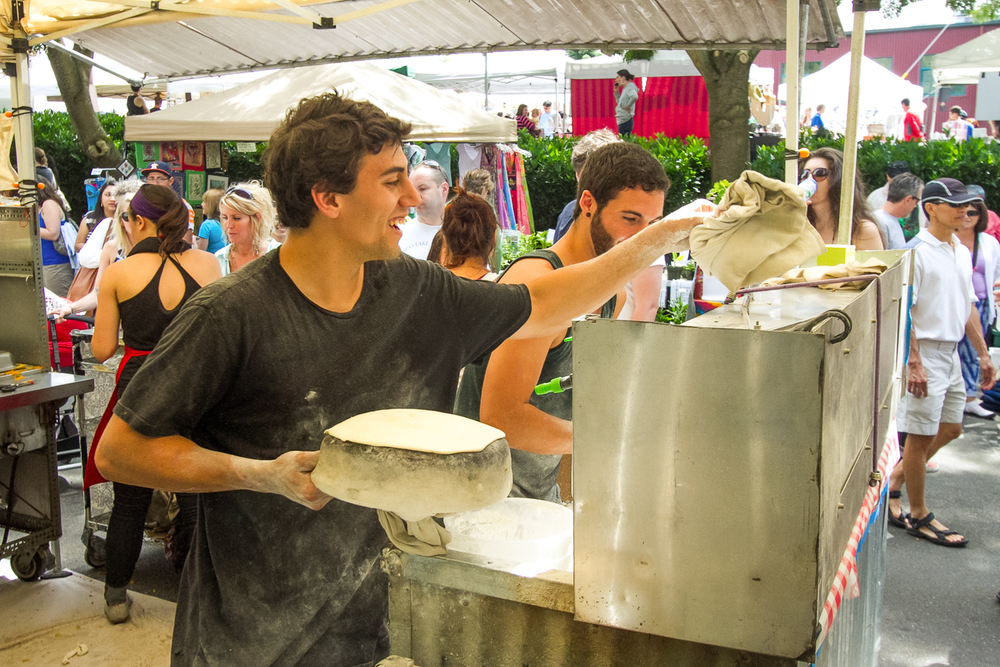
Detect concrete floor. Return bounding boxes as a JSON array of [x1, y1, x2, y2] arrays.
[[2, 413, 998, 666]]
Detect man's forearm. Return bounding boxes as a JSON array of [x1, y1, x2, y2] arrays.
[[482, 402, 573, 456], [518, 218, 693, 339], [966, 311, 990, 358], [99, 416, 268, 493]]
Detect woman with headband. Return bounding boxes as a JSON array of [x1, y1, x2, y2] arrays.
[[85, 184, 221, 624], [214, 181, 280, 276]]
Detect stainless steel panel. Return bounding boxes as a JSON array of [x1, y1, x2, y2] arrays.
[[0, 204, 49, 369], [386, 551, 798, 667], [572, 321, 825, 659], [571, 257, 908, 660]]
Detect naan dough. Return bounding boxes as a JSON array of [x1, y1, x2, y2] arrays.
[[325, 408, 505, 454]]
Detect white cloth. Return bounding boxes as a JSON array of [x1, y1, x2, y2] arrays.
[[77, 217, 112, 269], [897, 341, 966, 435], [872, 209, 907, 250], [398, 218, 441, 260], [215, 238, 281, 276], [908, 230, 976, 343], [977, 232, 1000, 325], [457, 144, 483, 181]]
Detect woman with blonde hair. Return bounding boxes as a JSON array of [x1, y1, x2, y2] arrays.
[[214, 181, 279, 276]]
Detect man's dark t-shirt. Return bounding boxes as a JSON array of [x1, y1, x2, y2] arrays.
[[114, 250, 531, 667]]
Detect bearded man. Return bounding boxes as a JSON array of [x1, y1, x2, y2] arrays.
[[455, 142, 671, 502]]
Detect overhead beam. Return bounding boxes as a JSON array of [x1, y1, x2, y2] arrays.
[[154, 3, 312, 24], [28, 8, 153, 46], [44, 39, 142, 85]]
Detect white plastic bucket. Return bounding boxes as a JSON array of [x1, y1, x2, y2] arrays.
[[444, 498, 573, 571]]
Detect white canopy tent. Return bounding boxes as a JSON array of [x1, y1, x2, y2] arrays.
[[777, 53, 926, 138], [932, 28, 1000, 85], [123, 61, 516, 143]]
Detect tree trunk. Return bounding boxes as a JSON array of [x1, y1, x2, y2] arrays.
[[48, 41, 121, 167], [687, 49, 760, 185]]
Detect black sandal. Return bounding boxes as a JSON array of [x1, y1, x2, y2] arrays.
[[887, 490, 909, 529], [905, 512, 969, 548]]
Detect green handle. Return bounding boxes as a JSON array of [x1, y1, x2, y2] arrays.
[[534, 375, 572, 395]]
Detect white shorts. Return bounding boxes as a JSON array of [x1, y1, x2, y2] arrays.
[[897, 340, 966, 436]]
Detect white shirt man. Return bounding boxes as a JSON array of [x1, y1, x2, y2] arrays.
[[887, 178, 995, 548], [538, 102, 558, 138], [398, 161, 449, 260]]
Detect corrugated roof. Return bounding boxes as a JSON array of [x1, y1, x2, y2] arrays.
[[13, 0, 843, 80]]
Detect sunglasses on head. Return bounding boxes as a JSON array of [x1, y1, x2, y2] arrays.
[[416, 160, 448, 178], [800, 167, 830, 182], [225, 186, 254, 201]]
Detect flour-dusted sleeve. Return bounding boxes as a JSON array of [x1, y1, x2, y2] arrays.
[[114, 297, 238, 440]]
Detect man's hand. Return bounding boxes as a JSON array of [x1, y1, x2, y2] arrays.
[[907, 360, 928, 398], [980, 356, 997, 391], [255, 450, 333, 510], [652, 198, 715, 252]]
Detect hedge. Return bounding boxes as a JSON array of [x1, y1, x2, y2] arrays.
[[751, 133, 1000, 213], [29, 109, 1000, 226]]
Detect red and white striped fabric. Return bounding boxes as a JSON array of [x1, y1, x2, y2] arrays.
[[816, 424, 901, 647]]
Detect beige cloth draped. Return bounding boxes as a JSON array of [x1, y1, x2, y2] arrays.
[[377, 510, 452, 556], [689, 170, 826, 292], [760, 257, 890, 290]]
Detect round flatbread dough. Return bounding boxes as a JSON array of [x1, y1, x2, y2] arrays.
[[314, 410, 512, 521], [325, 408, 505, 454]]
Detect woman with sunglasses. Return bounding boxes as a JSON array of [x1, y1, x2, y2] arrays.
[[800, 147, 884, 250], [215, 181, 279, 276], [87, 184, 221, 623], [955, 198, 1000, 417]]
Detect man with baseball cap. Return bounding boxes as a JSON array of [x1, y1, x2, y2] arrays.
[[886, 178, 996, 547], [141, 162, 196, 245]]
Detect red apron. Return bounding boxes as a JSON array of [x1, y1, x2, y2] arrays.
[[83, 346, 152, 489]]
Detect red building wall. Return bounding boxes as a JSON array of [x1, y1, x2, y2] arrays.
[[754, 22, 1000, 127]]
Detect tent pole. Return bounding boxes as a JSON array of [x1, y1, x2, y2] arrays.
[[838, 3, 876, 246], [930, 84, 940, 136], [796, 0, 810, 116], [484, 52, 489, 110], [10, 47, 36, 185], [784, 0, 801, 185]]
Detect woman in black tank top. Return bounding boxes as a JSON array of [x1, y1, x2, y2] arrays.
[[87, 185, 222, 624]]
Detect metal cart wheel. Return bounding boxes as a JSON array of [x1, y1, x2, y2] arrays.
[[83, 533, 107, 568], [10, 548, 45, 582]]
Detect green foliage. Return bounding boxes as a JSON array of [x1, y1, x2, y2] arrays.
[[222, 142, 266, 184], [517, 131, 577, 229], [565, 49, 602, 60], [622, 50, 656, 63], [517, 131, 712, 227], [707, 179, 731, 204], [31, 110, 124, 216], [655, 299, 689, 324], [500, 230, 553, 269], [751, 134, 1000, 212]]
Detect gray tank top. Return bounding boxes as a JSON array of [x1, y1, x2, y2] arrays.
[[453, 248, 617, 502]]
